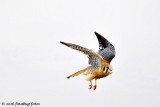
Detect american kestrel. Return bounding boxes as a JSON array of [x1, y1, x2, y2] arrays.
[[60, 32, 115, 90]]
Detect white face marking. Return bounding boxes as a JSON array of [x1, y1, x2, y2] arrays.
[[103, 66, 109, 73], [104, 67, 108, 73], [103, 65, 113, 75], [108, 66, 113, 74]]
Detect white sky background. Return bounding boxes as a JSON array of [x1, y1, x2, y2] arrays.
[[0, 0, 160, 107]]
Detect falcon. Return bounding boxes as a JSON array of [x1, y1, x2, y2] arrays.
[[60, 32, 115, 90]]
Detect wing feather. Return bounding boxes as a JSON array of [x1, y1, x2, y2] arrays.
[[60, 41, 102, 70], [95, 32, 115, 63]]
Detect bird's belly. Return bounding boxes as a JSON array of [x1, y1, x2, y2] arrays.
[[85, 74, 95, 81], [94, 70, 106, 78], [85, 70, 107, 81], [94, 73, 107, 79]]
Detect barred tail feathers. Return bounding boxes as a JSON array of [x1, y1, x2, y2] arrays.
[[67, 67, 88, 79]]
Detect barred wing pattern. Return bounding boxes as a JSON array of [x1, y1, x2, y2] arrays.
[[60, 41, 102, 70], [95, 32, 115, 63]]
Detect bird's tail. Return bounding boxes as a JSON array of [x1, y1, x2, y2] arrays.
[[67, 67, 88, 79]]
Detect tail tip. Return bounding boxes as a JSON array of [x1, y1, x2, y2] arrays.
[[67, 76, 71, 79], [60, 41, 64, 44]]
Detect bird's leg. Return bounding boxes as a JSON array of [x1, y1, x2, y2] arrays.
[[89, 81, 92, 89], [93, 79, 97, 90]]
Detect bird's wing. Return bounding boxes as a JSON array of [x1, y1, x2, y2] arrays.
[[95, 32, 115, 63], [60, 41, 102, 70]]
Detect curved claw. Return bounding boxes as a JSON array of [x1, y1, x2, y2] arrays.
[[93, 79, 97, 90], [89, 81, 92, 90], [89, 85, 92, 89], [93, 85, 97, 90]]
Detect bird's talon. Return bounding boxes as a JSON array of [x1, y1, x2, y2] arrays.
[[93, 85, 97, 90], [89, 85, 92, 89]]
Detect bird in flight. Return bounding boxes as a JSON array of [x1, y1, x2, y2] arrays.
[[60, 32, 115, 90]]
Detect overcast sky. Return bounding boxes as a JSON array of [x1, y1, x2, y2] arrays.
[[0, 0, 160, 107]]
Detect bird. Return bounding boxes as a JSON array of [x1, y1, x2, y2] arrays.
[[60, 32, 115, 90]]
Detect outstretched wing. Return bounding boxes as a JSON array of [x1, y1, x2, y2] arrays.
[[95, 32, 115, 63], [60, 41, 102, 70]]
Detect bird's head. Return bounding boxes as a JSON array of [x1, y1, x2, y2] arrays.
[[102, 65, 113, 76]]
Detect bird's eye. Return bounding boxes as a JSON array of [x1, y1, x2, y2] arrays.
[[103, 66, 109, 73]]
